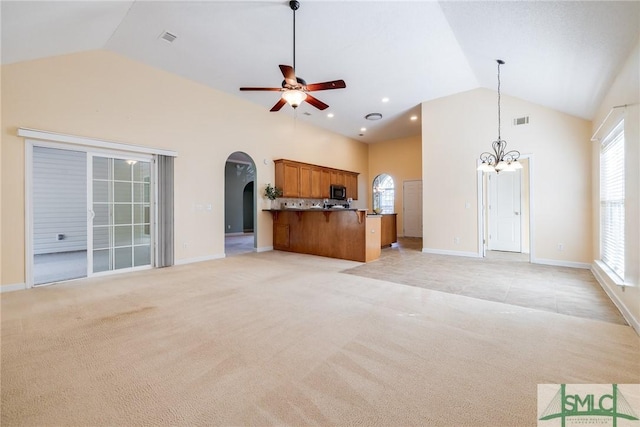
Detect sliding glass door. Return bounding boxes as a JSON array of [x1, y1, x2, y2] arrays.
[[32, 146, 88, 285], [91, 156, 152, 274], [30, 144, 155, 286]]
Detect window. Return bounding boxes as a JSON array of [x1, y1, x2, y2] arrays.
[[373, 174, 394, 213], [600, 120, 624, 281]]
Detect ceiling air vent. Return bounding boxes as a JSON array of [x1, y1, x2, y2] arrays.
[[159, 31, 177, 43], [513, 116, 530, 126]]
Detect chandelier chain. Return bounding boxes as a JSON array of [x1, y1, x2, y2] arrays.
[[497, 61, 501, 140], [477, 59, 521, 174]]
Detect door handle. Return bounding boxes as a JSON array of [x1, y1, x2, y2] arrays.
[[514, 212, 520, 215]]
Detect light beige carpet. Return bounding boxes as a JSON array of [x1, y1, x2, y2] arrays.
[[1, 250, 639, 426]]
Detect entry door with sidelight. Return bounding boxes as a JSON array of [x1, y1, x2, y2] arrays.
[[488, 171, 521, 252], [91, 156, 153, 273]]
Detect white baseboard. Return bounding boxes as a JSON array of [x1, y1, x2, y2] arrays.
[[1, 283, 27, 293], [591, 262, 640, 336], [174, 253, 225, 265], [256, 246, 273, 253], [421, 248, 481, 258], [531, 257, 591, 269]]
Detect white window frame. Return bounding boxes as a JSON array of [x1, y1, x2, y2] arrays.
[[599, 119, 625, 284], [373, 173, 395, 214]]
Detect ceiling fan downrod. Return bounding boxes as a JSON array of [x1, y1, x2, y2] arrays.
[[290, 0, 300, 71]]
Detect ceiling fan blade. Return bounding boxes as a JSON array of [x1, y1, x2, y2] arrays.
[[279, 65, 297, 86], [305, 80, 346, 91], [239, 87, 282, 91], [305, 94, 329, 110], [270, 98, 287, 112]]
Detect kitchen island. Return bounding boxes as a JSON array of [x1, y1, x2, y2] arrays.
[[264, 208, 381, 262]]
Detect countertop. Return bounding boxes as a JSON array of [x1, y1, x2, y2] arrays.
[[263, 207, 363, 212], [263, 208, 384, 218]]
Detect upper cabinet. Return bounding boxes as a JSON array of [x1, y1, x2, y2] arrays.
[[274, 159, 359, 200], [275, 160, 300, 198], [345, 173, 358, 200], [299, 164, 323, 198]]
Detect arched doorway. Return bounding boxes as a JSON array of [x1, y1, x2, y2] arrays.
[[224, 152, 256, 256]]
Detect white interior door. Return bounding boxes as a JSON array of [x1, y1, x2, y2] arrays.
[[488, 171, 522, 252], [403, 180, 422, 237]]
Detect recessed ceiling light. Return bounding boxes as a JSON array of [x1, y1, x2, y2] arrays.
[[382, 97, 389, 103], [360, 127, 367, 132], [365, 113, 383, 121], [327, 113, 334, 118], [410, 115, 418, 121]]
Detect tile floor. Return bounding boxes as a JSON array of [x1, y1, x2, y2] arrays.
[[343, 237, 627, 325]]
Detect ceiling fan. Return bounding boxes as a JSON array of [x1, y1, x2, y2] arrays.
[[239, 0, 346, 112]]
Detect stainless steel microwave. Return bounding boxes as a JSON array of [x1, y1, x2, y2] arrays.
[[330, 185, 346, 200]]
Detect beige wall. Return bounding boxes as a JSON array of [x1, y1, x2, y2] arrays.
[[590, 39, 640, 329], [1, 50, 368, 288], [368, 135, 422, 236], [422, 88, 593, 263]]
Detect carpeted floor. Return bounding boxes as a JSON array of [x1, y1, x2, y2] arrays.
[[344, 238, 627, 325], [1, 248, 638, 426]]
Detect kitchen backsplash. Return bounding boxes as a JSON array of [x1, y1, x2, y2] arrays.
[[273, 198, 351, 209]]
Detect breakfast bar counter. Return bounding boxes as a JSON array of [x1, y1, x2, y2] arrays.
[[264, 208, 381, 262]]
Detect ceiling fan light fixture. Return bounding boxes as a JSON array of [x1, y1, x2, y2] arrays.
[[282, 89, 307, 108]]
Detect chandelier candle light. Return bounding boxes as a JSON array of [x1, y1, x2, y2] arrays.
[[477, 59, 522, 173]]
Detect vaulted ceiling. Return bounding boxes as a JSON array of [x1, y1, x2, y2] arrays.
[[2, 1, 639, 143]]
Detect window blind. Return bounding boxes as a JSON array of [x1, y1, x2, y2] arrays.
[[600, 120, 624, 280], [157, 155, 174, 267]]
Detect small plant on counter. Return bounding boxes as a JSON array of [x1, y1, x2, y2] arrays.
[[264, 183, 282, 200]]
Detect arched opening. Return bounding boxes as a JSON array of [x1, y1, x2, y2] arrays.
[[224, 152, 256, 256], [242, 182, 254, 233], [372, 173, 395, 213]]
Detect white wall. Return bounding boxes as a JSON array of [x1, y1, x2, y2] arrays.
[[421, 88, 592, 264]]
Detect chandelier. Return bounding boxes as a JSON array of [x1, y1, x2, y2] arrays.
[[477, 60, 522, 173]]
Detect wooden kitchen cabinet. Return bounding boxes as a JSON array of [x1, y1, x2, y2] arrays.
[[299, 165, 312, 198], [330, 171, 345, 186], [380, 213, 398, 247], [345, 173, 358, 200], [310, 168, 323, 198], [274, 159, 359, 200], [321, 169, 331, 198], [290, 164, 323, 198], [275, 160, 300, 197]]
